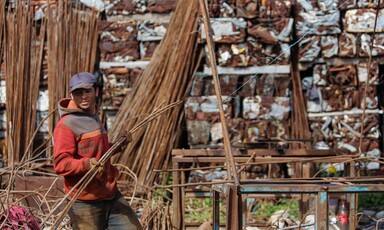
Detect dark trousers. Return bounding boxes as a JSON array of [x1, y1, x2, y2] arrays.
[[68, 191, 143, 230]]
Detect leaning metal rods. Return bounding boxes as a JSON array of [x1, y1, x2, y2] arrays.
[[44, 101, 182, 229], [198, 0, 239, 186]]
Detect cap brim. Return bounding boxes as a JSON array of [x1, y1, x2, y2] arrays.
[[70, 83, 94, 92]]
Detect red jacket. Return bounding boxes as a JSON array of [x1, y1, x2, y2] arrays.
[[53, 98, 118, 201]]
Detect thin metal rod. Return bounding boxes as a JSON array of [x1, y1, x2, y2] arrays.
[[198, 0, 239, 186]]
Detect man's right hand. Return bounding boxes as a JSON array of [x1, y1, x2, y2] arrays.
[[89, 158, 104, 174]]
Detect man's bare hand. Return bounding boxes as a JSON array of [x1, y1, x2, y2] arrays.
[[89, 158, 104, 173], [119, 131, 132, 150]]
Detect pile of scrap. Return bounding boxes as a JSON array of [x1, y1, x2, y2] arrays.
[[182, 0, 383, 159]]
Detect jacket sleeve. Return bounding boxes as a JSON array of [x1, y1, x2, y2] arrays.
[[53, 123, 90, 176]]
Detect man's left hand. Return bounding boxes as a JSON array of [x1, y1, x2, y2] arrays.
[[119, 131, 132, 151]]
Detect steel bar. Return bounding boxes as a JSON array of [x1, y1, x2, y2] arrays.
[[316, 192, 328, 230], [198, 0, 239, 186]]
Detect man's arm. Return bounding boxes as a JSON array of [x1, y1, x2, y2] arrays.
[[53, 124, 91, 176]]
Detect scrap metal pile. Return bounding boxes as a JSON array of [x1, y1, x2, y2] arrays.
[[183, 0, 383, 162]]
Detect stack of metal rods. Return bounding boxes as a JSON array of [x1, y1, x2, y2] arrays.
[[0, 1, 4, 59], [4, 3, 43, 163], [290, 65, 311, 149], [46, 2, 99, 138], [109, 0, 200, 189]]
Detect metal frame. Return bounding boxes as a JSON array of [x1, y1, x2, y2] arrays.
[[212, 181, 384, 230], [171, 148, 352, 229]]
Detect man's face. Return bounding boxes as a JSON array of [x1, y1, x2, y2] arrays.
[[70, 87, 98, 113]]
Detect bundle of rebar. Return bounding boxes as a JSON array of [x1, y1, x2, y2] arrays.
[[46, 2, 99, 137], [4, 3, 45, 163], [290, 59, 311, 149], [109, 0, 200, 189], [0, 1, 4, 60]]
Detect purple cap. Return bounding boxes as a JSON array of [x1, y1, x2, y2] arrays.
[[69, 72, 96, 92]]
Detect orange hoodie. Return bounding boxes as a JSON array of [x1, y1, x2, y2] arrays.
[[53, 98, 118, 201]]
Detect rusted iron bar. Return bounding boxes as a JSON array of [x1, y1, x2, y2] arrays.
[[158, 176, 384, 189], [198, 0, 239, 186], [188, 3, 241, 224], [172, 148, 346, 157]]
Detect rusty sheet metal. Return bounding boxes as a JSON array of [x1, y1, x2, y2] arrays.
[[139, 41, 160, 59], [357, 0, 384, 8], [328, 64, 358, 87], [98, 20, 139, 62], [189, 73, 208, 96], [312, 62, 379, 87], [296, 0, 341, 36], [304, 61, 378, 115], [147, 0, 176, 13], [101, 67, 143, 108], [219, 0, 236, 18], [217, 40, 291, 67], [186, 120, 211, 145], [259, 0, 292, 18], [261, 43, 291, 65], [344, 9, 384, 33], [245, 120, 269, 142], [185, 96, 232, 120], [185, 96, 232, 146], [186, 118, 245, 147], [242, 96, 290, 120], [200, 18, 247, 43], [306, 85, 377, 112], [299, 35, 321, 62], [247, 18, 293, 44], [308, 114, 380, 153], [216, 43, 249, 67], [237, 75, 257, 97], [357, 33, 384, 57], [137, 20, 167, 41], [321, 35, 339, 58], [204, 75, 239, 95], [312, 64, 329, 86], [256, 74, 291, 97], [236, 0, 258, 19], [337, 0, 357, 9], [357, 61, 380, 85], [247, 38, 263, 66], [103, 0, 148, 15], [245, 119, 289, 145], [339, 32, 358, 57]]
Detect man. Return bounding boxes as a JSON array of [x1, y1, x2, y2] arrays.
[[53, 72, 142, 230]]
